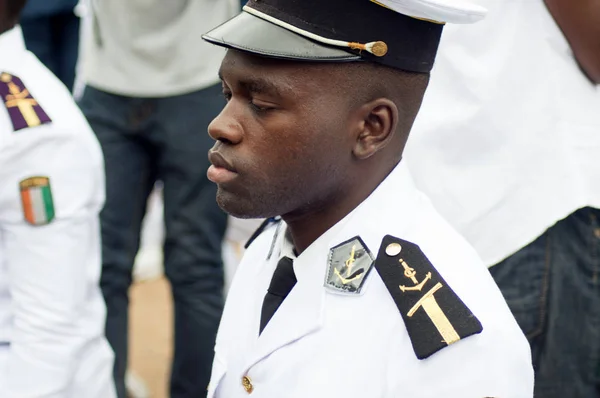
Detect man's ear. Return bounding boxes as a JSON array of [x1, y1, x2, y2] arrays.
[[352, 98, 399, 160]]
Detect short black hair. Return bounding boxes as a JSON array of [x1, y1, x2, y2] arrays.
[[332, 62, 430, 137]]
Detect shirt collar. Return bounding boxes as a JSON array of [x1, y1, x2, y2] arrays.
[[0, 26, 27, 72]]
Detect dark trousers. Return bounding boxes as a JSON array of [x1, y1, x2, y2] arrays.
[[490, 207, 600, 397], [20, 10, 80, 92], [78, 84, 227, 398]]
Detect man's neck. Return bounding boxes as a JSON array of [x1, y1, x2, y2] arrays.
[[282, 162, 398, 255], [284, 203, 352, 256]]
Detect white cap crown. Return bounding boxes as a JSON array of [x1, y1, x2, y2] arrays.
[[371, 0, 487, 24]]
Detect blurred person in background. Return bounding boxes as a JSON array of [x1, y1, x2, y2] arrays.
[[0, 0, 115, 396], [404, 0, 600, 396], [222, 216, 261, 292], [19, 0, 79, 92], [77, 1, 237, 397]]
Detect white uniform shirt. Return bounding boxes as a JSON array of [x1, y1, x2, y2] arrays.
[[208, 162, 534, 398], [0, 26, 115, 397], [405, 0, 600, 266]]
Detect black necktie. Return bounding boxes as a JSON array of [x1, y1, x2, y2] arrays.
[[259, 256, 297, 334]]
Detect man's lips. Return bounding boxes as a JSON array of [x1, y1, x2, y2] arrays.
[[207, 151, 238, 184], [208, 151, 236, 172]]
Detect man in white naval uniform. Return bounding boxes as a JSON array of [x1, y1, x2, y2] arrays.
[[202, 0, 535, 396], [0, 0, 116, 396]]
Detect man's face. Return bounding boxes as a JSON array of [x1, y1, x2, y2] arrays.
[[208, 50, 357, 219]]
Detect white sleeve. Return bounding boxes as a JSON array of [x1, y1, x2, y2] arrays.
[[0, 123, 105, 397], [385, 328, 535, 397]]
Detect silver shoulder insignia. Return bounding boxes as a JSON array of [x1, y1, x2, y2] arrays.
[[325, 236, 374, 294]]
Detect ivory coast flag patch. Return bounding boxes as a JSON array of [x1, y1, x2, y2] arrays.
[[19, 176, 55, 225]]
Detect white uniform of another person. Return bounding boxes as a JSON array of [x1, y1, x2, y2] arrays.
[[208, 163, 534, 398], [0, 26, 115, 397], [404, 0, 600, 267], [402, 2, 600, 395], [222, 217, 262, 292]]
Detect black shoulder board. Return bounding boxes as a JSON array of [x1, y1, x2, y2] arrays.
[[375, 235, 483, 359], [244, 216, 282, 249]]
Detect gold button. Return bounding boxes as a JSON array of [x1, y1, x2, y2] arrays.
[[371, 41, 388, 57], [385, 243, 402, 256], [241, 375, 254, 394]]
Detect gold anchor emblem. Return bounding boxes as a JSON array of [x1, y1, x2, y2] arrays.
[[399, 258, 431, 292], [1, 73, 42, 128], [334, 244, 365, 285], [398, 258, 461, 345]]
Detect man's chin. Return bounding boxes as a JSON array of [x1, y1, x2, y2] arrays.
[[216, 189, 274, 220]]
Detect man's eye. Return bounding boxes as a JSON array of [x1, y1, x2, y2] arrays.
[[222, 91, 232, 101], [249, 100, 273, 113]]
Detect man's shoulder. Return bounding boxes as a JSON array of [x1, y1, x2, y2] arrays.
[[359, 194, 528, 356], [23, 57, 90, 129], [377, 198, 509, 319], [366, 219, 533, 394], [370, 191, 485, 280], [1, 57, 97, 144], [0, 59, 104, 224]]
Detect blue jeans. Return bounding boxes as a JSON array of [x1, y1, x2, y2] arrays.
[[78, 85, 227, 398], [20, 10, 80, 92], [490, 207, 600, 397]]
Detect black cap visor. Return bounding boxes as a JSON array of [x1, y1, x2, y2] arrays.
[[202, 12, 361, 63]]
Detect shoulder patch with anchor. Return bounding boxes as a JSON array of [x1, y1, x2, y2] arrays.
[[325, 236, 374, 294], [375, 235, 482, 359], [0, 72, 51, 132]]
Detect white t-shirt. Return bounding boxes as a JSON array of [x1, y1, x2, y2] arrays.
[[405, 0, 600, 266], [82, 0, 238, 97]]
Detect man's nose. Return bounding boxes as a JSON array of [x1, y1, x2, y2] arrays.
[[208, 104, 243, 145]]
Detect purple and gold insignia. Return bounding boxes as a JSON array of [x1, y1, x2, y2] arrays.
[[0, 72, 51, 131], [19, 177, 55, 226]]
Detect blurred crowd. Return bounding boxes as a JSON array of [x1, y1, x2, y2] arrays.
[[1, 0, 599, 397]]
